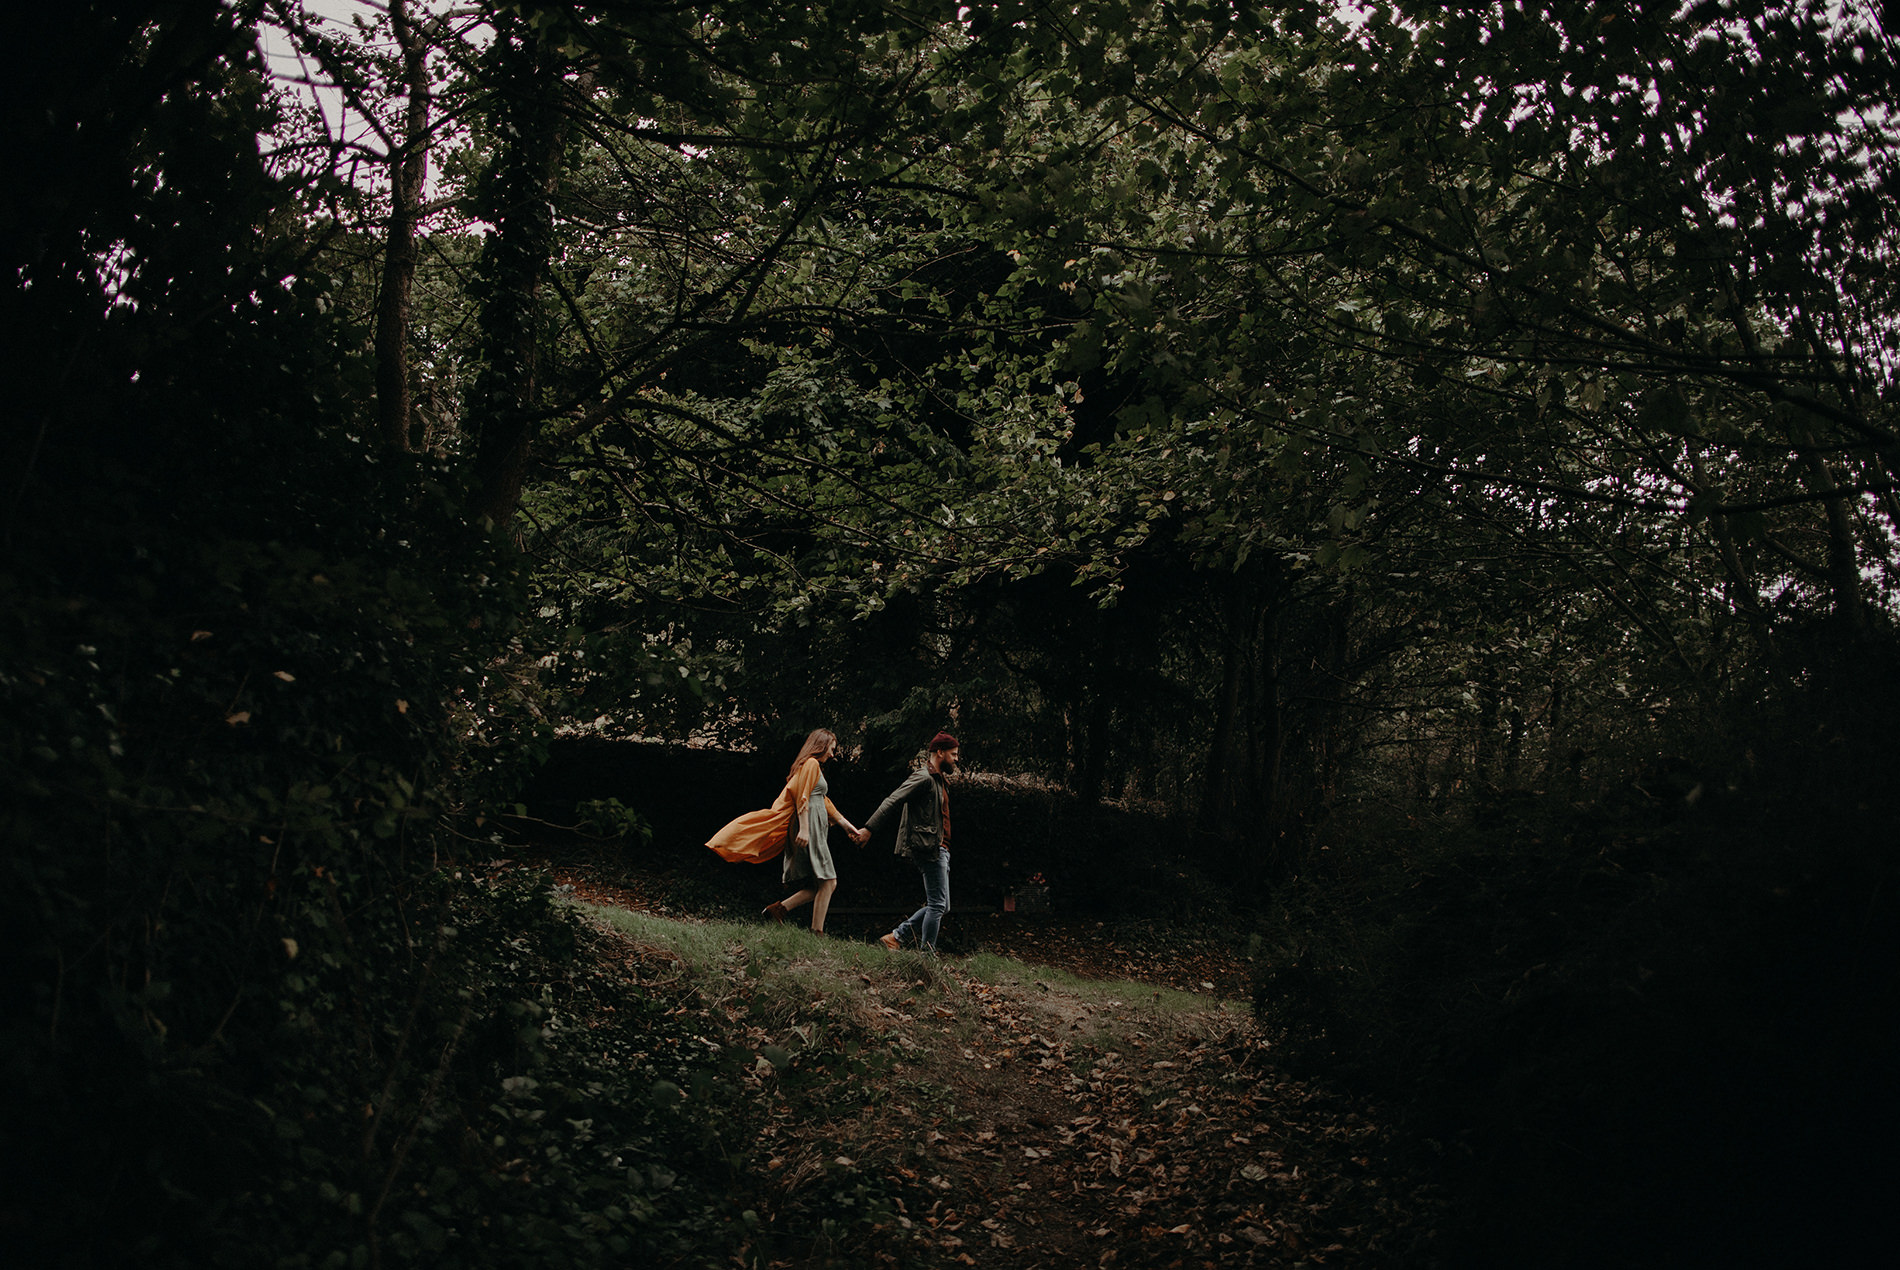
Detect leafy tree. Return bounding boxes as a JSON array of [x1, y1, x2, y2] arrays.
[[0, 4, 531, 1261], [870, 0, 1900, 853]]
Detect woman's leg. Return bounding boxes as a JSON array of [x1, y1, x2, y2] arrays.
[[780, 888, 815, 911], [809, 878, 838, 932]]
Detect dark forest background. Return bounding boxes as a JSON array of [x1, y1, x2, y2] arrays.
[[4, 2, 1896, 1266]]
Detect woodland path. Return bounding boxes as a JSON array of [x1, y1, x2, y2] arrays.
[[557, 863, 1446, 1269]]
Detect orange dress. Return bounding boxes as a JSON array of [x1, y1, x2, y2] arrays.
[[706, 757, 839, 864]]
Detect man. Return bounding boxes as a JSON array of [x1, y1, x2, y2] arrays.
[[862, 732, 959, 953]]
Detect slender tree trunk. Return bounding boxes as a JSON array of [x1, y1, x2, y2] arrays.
[[1475, 657, 1501, 787], [1690, 455, 1778, 668], [1199, 561, 1265, 849], [1543, 676, 1566, 791], [1710, 512, 1767, 617], [466, 23, 574, 526], [1251, 588, 1283, 841], [1505, 701, 1524, 783], [1201, 605, 1248, 840], [1729, 275, 1867, 639], [1795, 443, 1867, 638], [374, 0, 430, 453], [1071, 611, 1117, 802], [1311, 592, 1351, 813], [1078, 691, 1111, 803], [1200, 559, 1295, 884]]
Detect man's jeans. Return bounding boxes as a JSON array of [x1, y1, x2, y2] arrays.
[[894, 847, 950, 951]]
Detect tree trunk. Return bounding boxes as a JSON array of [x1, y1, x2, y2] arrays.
[[1308, 591, 1352, 817], [1474, 656, 1501, 787], [1199, 559, 1297, 884], [466, 23, 574, 526], [1796, 444, 1867, 638], [1505, 700, 1524, 783], [374, 0, 430, 453], [1078, 690, 1111, 803], [1200, 570, 1255, 845], [1543, 676, 1567, 790], [1250, 587, 1284, 853]]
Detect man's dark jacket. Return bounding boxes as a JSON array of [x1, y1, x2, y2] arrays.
[[865, 762, 947, 859]]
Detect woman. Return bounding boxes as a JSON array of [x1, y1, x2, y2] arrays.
[[706, 728, 868, 934]]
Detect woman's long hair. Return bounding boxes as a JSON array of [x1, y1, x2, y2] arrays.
[[786, 728, 838, 782]]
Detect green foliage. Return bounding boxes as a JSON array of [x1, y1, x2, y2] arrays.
[[57, 861, 781, 1270], [1, 6, 530, 1264], [1253, 678, 1900, 1265], [430, 0, 1894, 884], [574, 796, 653, 844]]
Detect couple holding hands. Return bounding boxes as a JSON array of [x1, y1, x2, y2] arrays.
[[707, 727, 960, 952]]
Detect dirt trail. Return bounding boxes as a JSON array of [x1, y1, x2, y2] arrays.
[[569, 871, 1441, 1268], [836, 965, 1423, 1269]]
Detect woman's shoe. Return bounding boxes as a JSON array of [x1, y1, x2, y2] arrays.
[[878, 933, 901, 952], [762, 901, 788, 923]]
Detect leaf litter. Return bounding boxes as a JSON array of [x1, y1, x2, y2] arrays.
[[566, 876, 1445, 1267]]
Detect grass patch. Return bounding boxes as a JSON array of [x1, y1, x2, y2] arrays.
[[583, 905, 920, 1012], [579, 904, 1234, 1052]]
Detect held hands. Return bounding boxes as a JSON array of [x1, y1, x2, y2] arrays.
[[829, 816, 870, 846]]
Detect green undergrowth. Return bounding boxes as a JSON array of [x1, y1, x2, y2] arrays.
[[1254, 750, 1899, 1268]]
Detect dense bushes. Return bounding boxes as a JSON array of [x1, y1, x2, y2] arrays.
[[0, 240, 523, 1257], [0, 9, 582, 1263], [1252, 666, 1900, 1268], [226, 870, 771, 1269]]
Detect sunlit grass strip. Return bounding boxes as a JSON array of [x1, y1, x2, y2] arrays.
[[960, 951, 1236, 1014], [583, 902, 1239, 1016]]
